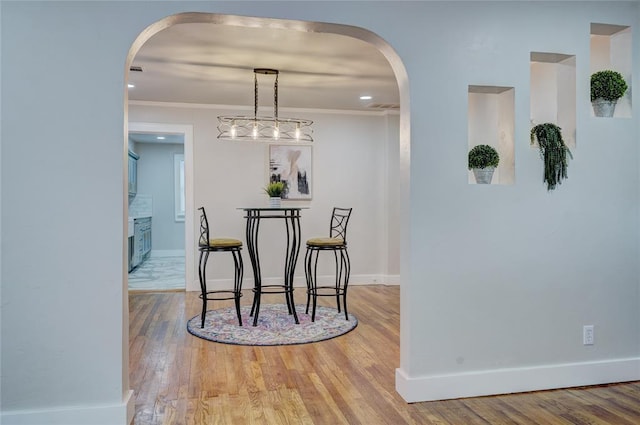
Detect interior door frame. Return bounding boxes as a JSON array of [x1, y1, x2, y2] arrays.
[[128, 121, 195, 291]]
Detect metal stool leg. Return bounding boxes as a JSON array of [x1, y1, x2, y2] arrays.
[[333, 250, 342, 313], [232, 250, 243, 326], [311, 249, 320, 322], [342, 248, 350, 320], [199, 250, 210, 328], [252, 292, 261, 326], [305, 247, 312, 314]]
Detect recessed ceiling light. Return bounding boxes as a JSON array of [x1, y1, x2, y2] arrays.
[[360, 95, 372, 100], [157, 136, 165, 140], [128, 84, 135, 88]]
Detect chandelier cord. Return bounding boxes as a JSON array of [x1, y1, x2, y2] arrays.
[[254, 72, 279, 120], [254, 73, 258, 118], [274, 74, 278, 120]]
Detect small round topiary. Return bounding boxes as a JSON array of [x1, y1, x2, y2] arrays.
[[591, 70, 628, 102], [468, 144, 500, 170]]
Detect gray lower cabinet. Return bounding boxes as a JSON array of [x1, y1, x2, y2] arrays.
[[131, 217, 151, 270], [128, 235, 135, 272]]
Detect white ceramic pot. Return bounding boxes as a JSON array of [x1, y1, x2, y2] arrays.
[[269, 197, 281, 208], [472, 167, 495, 184], [592, 98, 617, 117]]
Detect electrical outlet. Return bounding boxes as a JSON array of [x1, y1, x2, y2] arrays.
[[583, 325, 594, 345]]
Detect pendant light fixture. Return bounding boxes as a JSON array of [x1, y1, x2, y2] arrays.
[[217, 68, 313, 142]]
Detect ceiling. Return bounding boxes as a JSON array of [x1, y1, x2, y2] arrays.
[[127, 22, 400, 113]]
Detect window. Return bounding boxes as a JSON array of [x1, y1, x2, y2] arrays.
[[174, 154, 185, 222]]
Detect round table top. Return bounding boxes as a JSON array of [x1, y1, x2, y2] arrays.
[[238, 206, 309, 211]]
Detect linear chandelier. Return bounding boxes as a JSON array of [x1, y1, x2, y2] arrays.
[[217, 68, 313, 142]]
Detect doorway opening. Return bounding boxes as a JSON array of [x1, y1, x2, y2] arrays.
[[127, 122, 195, 291]]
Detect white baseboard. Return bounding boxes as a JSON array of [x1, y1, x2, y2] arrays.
[[396, 357, 640, 403], [151, 249, 185, 258], [1, 390, 135, 425], [192, 274, 399, 292]]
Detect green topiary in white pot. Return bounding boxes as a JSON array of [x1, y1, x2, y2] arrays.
[[591, 70, 628, 117], [468, 144, 500, 184]]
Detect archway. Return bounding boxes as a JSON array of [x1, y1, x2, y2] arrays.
[[124, 11, 410, 419]]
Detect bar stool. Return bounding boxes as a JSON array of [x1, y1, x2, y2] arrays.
[[304, 207, 352, 322], [197, 207, 244, 328]]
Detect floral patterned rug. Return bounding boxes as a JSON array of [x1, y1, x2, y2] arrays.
[[187, 304, 358, 346]]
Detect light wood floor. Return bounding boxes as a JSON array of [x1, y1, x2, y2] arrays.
[[129, 285, 640, 424]]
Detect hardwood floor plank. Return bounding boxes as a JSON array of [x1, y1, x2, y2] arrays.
[[129, 285, 640, 424]]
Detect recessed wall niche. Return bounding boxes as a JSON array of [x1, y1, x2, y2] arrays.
[[530, 52, 576, 149], [590, 23, 632, 118], [468, 85, 515, 185]]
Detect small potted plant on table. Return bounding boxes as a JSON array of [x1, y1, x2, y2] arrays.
[[468, 144, 500, 184], [264, 181, 285, 207], [591, 70, 628, 117]]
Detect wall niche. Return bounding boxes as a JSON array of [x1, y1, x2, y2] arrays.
[[530, 52, 576, 149], [590, 23, 632, 118], [468, 85, 515, 185]]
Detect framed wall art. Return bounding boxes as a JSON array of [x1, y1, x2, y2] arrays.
[[268, 144, 312, 200]]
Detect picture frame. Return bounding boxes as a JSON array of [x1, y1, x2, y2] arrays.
[[268, 144, 312, 200]]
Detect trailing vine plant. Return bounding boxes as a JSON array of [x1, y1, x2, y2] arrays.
[[530, 123, 573, 191]]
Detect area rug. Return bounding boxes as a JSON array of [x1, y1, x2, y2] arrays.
[[187, 304, 358, 346]]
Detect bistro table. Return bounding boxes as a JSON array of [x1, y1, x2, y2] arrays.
[[239, 207, 307, 326]]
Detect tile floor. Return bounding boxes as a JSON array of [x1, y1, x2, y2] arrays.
[[128, 256, 185, 291]]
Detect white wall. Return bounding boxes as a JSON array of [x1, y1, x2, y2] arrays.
[[396, 2, 639, 401], [1, 2, 639, 424], [135, 142, 185, 252], [386, 114, 401, 280], [129, 103, 400, 288]]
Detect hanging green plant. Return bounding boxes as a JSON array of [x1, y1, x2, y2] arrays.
[[530, 123, 573, 191]]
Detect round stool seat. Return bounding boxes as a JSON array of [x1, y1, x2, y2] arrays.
[[306, 237, 344, 247], [202, 238, 243, 248]]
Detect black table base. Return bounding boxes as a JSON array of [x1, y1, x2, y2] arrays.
[[242, 207, 304, 326]]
